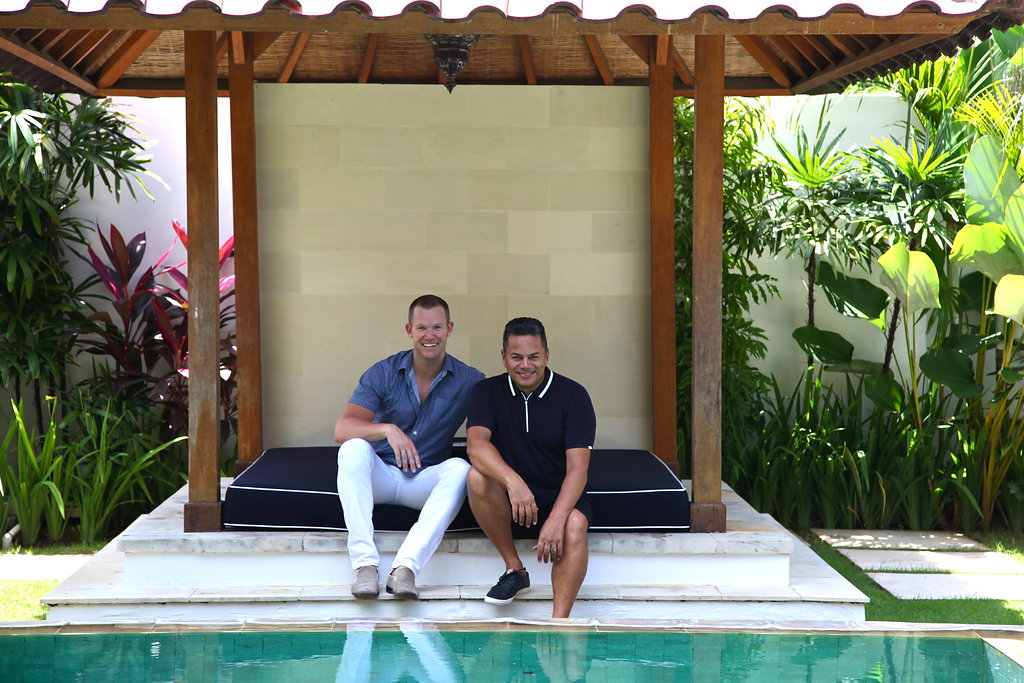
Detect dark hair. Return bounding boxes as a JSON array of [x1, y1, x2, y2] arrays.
[[503, 317, 547, 349], [408, 294, 450, 323]]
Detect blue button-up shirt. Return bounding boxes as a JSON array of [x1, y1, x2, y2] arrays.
[[348, 350, 484, 476]]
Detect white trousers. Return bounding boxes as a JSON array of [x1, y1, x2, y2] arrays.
[[336, 438, 470, 575]]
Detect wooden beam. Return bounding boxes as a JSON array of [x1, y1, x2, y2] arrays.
[[824, 33, 860, 59], [671, 45, 693, 87], [0, 32, 97, 94], [96, 29, 160, 89], [183, 30, 222, 533], [230, 30, 244, 64], [215, 31, 229, 61], [764, 35, 809, 78], [649, 35, 677, 473], [788, 34, 830, 70], [583, 34, 613, 85], [620, 34, 651, 63], [39, 28, 67, 52], [51, 28, 89, 61], [229, 32, 263, 474], [65, 30, 109, 68], [735, 34, 794, 89], [0, 6, 976, 37], [78, 30, 124, 74], [518, 34, 537, 85], [279, 31, 308, 83], [795, 32, 947, 93], [355, 32, 375, 83], [654, 34, 669, 66], [252, 31, 281, 57], [690, 34, 726, 533]]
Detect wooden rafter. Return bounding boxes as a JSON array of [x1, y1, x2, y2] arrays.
[[518, 34, 537, 85], [279, 31, 309, 83], [788, 35, 830, 70], [765, 36, 810, 77], [357, 33, 376, 83], [735, 34, 794, 89], [51, 28, 88, 61], [231, 30, 245, 65], [0, 31, 97, 93], [64, 29, 105, 67], [620, 34, 651, 64], [805, 35, 836, 63], [215, 31, 229, 61], [96, 29, 160, 88], [78, 30, 123, 74], [39, 28, 66, 52], [252, 32, 281, 57], [583, 34, 613, 85], [795, 32, 947, 93], [825, 33, 860, 59], [671, 45, 693, 86]]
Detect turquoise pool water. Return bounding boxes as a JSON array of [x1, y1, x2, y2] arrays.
[[0, 629, 1021, 681]]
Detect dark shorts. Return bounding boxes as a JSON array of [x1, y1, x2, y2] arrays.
[[510, 494, 592, 539]]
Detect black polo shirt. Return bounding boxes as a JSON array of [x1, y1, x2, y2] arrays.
[[467, 369, 596, 506]]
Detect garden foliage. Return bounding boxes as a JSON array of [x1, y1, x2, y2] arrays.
[[723, 26, 1024, 532]]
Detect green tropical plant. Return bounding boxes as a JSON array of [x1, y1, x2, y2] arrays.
[[69, 397, 185, 545], [939, 136, 1024, 529], [0, 73, 153, 426], [0, 400, 69, 545]]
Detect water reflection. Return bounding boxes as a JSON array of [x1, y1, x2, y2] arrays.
[[336, 623, 461, 682]]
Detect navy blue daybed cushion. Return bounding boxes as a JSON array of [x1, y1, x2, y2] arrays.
[[222, 447, 690, 532]]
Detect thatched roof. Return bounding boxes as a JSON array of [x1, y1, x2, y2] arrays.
[[0, 1, 1021, 95]]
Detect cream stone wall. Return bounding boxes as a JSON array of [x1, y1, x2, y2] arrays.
[[255, 84, 653, 451]]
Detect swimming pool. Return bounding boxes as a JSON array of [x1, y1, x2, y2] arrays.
[[1, 627, 1021, 681]]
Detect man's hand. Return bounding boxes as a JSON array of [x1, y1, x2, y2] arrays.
[[386, 424, 421, 472], [506, 478, 538, 528], [534, 517, 565, 563]]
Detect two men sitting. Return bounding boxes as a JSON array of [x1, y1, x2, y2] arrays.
[[333, 295, 596, 618]]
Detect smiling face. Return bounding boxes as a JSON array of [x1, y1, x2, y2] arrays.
[[406, 305, 453, 363], [502, 334, 549, 394]]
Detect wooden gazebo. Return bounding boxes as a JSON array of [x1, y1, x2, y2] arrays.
[[1, 0, 1020, 534]]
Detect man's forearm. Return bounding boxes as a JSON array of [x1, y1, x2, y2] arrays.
[[547, 450, 590, 523], [334, 418, 396, 444]]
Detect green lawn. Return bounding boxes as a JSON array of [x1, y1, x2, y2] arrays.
[[803, 532, 1024, 625], [0, 580, 57, 621]]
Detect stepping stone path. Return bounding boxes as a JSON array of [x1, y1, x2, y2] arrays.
[[813, 530, 1024, 601]]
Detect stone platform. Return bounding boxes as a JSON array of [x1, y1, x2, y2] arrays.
[[43, 481, 867, 622]]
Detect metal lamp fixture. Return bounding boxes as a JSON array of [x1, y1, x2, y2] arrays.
[[425, 34, 480, 92]]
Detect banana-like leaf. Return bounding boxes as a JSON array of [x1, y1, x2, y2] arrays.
[[865, 374, 904, 412], [993, 273, 1024, 324], [792, 326, 854, 364], [878, 242, 941, 315], [817, 261, 888, 330], [920, 348, 984, 399], [1002, 183, 1024, 266], [950, 222, 1024, 282], [825, 359, 884, 375], [964, 135, 1020, 224]]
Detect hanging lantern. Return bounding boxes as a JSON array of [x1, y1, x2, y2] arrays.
[[425, 34, 480, 93]]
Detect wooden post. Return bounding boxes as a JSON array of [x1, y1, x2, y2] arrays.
[[229, 32, 263, 474], [649, 36, 678, 473], [690, 34, 726, 532], [183, 30, 223, 532]]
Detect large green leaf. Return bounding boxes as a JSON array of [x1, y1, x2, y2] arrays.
[[993, 274, 1024, 324], [877, 242, 941, 315], [816, 261, 888, 330], [825, 359, 884, 375], [865, 374, 904, 412], [1002, 183, 1024, 266], [920, 348, 984, 399], [964, 135, 1020, 224], [792, 326, 854, 364], [950, 222, 1024, 282]]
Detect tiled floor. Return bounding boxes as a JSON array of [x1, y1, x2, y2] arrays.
[[813, 529, 1024, 600]]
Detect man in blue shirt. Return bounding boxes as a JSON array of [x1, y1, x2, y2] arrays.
[[466, 317, 596, 618], [334, 295, 484, 600]]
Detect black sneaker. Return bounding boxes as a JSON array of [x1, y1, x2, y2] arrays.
[[484, 568, 530, 605]]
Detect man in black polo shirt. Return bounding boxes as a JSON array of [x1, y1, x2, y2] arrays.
[[466, 317, 596, 618]]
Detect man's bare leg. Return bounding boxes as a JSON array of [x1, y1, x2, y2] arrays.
[[551, 510, 589, 618], [467, 467, 524, 571]]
